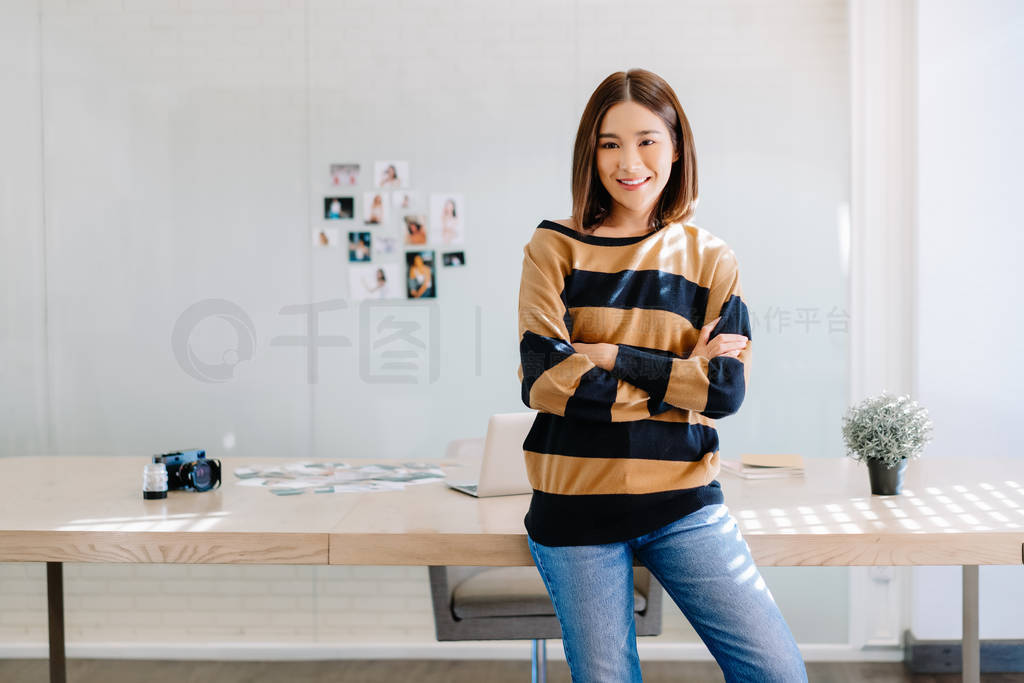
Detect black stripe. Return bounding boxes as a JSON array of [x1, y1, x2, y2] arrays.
[[524, 483, 724, 546], [524, 412, 718, 462], [538, 219, 666, 246], [710, 293, 752, 340], [519, 331, 618, 422], [563, 269, 708, 328], [701, 294, 751, 418]]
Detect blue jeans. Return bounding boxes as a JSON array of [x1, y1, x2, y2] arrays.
[[527, 503, 807, 682]]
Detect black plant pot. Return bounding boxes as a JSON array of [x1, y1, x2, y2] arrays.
[[866, 457, 908, 495]]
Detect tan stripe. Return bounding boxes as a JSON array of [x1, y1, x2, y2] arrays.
[[664, 355, 711, 413], [646, 408, 716, 426], [567, 307, 700, 356], [524, 450, 719, 495], [538, 221, 734, 282], [609, 380, 659, 421]]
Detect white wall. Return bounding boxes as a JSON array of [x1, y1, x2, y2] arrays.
[[0, 0, 852, 654], [911, 0, 1024, 640]]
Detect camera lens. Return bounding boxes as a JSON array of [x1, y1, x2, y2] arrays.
[[192, 461, 211, 490]]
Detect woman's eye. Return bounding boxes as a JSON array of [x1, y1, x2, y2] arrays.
[[600, 140, 654, 149]]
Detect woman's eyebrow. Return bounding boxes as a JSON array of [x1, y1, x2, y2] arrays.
[[597, 130, 663, 139]]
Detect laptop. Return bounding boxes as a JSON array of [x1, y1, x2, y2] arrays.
[[445, 411, 537, 497]]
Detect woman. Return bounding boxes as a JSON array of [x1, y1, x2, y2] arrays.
[[407, 253, 433, 298], [517, 68, 806, 682]]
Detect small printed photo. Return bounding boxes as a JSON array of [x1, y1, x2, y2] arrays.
[[325, 196, 354, 220], [392, 190, 419, 211], [442, 251, 465, 267], [349, 263, 402, 301], [430, 192, 464, 245], [330, 163, 359, 187], [313, 228, 340, 248], [363, 191, 389, 226], [403, 214, 428, 246], [348, 231, 372, 262], [376, 234, 399, 255], [405, 250, 436, 299], [375, 160, 410, 189]]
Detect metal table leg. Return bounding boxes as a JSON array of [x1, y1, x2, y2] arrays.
[[46, 562, 66, 683], [531, 638, 547, 683], [962, 564, 979, 683]]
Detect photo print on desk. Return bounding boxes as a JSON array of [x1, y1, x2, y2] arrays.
[[375, 160, 409, 189], [405, 250, 436, 299], [363, 191, 389, 226], [313, 228, 340, 248], [349, 263, 402, 301], [430, 192, 464, 245], [324, 196, 354, 220], [442, 251, 465, 267], [403, 213, 428, 246], [348, 231, 372, 262], [330, 163, 359, 187]]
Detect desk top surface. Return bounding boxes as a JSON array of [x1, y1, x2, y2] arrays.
[[1, 455, 1022, 566]]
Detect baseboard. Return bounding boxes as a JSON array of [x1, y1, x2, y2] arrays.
[[0, 641, 903, 663], [904, 630, 1024, 673]]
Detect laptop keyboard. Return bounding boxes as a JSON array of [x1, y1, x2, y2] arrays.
[[461, 483, 478, 494]]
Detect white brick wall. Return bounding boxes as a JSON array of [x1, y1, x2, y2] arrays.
[[1, 0, 850, 651]]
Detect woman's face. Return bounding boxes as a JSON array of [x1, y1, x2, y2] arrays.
[[594, 101, 679, 221]]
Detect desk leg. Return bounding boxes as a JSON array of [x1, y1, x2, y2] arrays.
[[46, 562, 66, 683], [962, 564, 979, 683]]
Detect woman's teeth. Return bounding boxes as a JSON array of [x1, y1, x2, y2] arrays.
[[617, 177, 650, 187]]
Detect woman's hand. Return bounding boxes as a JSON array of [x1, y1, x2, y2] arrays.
[[571, 342, 618, 371], [690, 316, 748, 360]]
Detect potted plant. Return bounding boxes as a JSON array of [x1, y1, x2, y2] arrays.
[[841, 392, 933, 495]]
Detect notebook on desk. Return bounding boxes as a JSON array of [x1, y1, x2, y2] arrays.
[[445, 411, 536, 497]]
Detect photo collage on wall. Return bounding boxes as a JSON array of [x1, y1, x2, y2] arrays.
[[316, 161, 466, 301]]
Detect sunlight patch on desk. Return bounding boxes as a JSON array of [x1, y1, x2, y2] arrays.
[[59, 511, 231, 532]]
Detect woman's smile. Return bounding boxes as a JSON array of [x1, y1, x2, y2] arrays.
[[616, 176, 651, 190]]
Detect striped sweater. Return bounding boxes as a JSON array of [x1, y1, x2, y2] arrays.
[[516, 219, 752, 546]]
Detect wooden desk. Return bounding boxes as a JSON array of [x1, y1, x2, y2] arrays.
[[1, 455, 1021, 683]]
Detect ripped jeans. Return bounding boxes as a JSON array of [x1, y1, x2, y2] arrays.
[[527, 503, 807, 682]]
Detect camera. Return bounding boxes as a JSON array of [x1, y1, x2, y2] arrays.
[[152, 449, 222, 492]]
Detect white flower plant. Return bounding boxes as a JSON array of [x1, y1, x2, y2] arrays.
[[841, 392, 934, 470]]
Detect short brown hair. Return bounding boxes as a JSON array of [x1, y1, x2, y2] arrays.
[[570, 68, 699, 233]]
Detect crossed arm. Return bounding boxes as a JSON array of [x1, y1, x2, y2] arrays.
[[516, 235, 752, 422]]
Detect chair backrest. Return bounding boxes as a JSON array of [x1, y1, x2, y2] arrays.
[[428, 563, 664, 642]]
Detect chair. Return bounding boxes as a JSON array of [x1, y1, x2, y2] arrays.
[[428, 563, 663, 682]]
